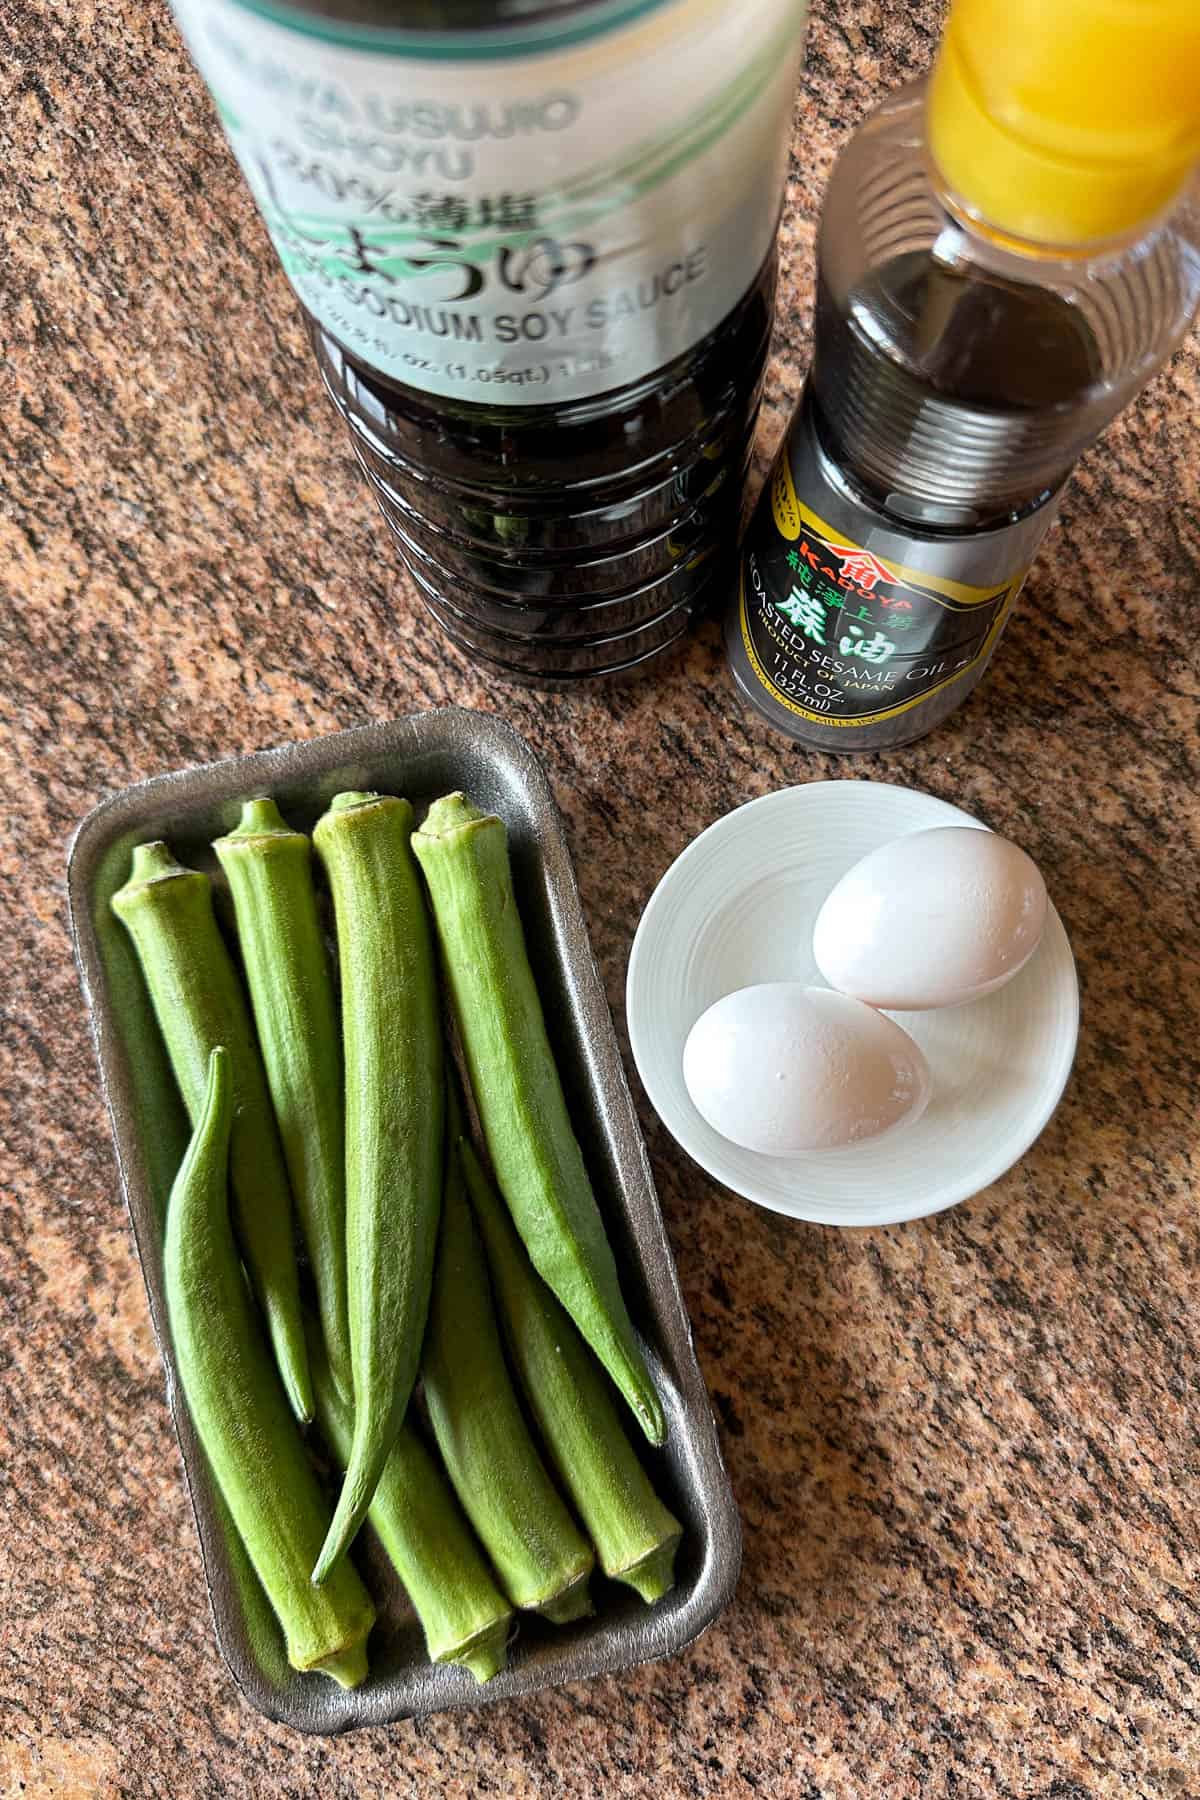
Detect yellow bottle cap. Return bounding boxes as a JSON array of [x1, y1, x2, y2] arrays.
[[928, 0, 1200, 247]]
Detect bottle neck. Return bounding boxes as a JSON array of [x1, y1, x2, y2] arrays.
[[808, 224, 1104, 531], [926, 146, 1178, 272]]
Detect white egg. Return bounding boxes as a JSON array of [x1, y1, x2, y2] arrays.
[[682, 983, 930, 1156], [813, 826, 1048, 1011]]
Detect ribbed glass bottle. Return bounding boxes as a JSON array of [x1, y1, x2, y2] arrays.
[[730, 81, 1200, 748], [168, 0, 808, 681]]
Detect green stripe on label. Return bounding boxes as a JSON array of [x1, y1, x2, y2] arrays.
[[217, 0, 676, 59]]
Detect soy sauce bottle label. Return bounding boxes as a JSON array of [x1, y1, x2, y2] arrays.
[[171, 0, 807, 406], [737, 453, 1025, 731]]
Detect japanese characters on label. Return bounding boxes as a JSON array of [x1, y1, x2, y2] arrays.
[[169, 0, 805, 406], [740, 476, 1020, 727]]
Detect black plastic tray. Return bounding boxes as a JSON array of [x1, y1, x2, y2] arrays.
[[67, 708, 740, 1730]]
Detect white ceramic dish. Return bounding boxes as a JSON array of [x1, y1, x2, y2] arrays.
[[626, 781, 1079, 1227]]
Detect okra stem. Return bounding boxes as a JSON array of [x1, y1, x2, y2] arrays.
[[165, 1049, 375, 1686], [112, 841, 312, 1423], [214, 797, 352, 1402], [412, 792, 665, 1447]]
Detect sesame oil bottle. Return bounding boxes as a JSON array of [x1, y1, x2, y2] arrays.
[[729, 0, 1200, 748]]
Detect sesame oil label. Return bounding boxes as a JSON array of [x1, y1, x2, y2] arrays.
[[737, 452, 1026, 729], [170, 0, 807, 403]]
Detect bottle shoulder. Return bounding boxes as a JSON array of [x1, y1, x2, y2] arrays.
[[808, 80, 1200, 522], [819, 80, 1200, 393]]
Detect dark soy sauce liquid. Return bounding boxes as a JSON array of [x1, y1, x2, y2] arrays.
[[811, 249, 1105, 529], [265, 0, 782, 682], [311, 256, 775, 681]]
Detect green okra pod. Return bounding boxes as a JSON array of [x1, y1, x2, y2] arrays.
[[423, 1141, 595, 1624], [214, 797, 352, 1402], [412, 792, 665, 1448], [307, 1317, 513, 1684], [112, 841, 312, 1423], [165, 1049, 375, 1686], [461, 1135, 682, 1604], [311, 792, 443, 1584]]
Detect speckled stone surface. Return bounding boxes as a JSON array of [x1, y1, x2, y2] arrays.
[[4, 0, 1200, 1793]]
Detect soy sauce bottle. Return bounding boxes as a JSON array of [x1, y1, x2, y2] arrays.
[[729, 0, 1200, 749], [167, 0, 809, 680]]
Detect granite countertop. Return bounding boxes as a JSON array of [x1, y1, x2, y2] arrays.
[[5, 0, 1200, 1793]]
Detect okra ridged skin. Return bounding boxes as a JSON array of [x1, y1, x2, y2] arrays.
[[165, 1049, 375, 1687], [412, 792, 665, 1449], [307, 1318, 513, 1684], [423, 1143, 595, 1624], [461, 1137, 682, 1605], [111, 841, 313, 1424], [214, 797, 353, 1403], [311, 792, 443, 1585]]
